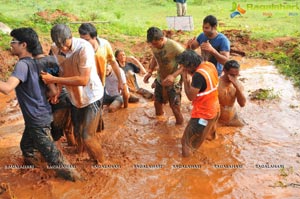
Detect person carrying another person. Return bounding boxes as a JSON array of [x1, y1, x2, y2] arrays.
[[143, 27, 185, 125], [218, 60, 246, 126], [104, 64, 129, 112], [41, 24, 105, 164], [0, 27, 80, 181], [115, 49, 153, 101], [33, 41, 75, 145], [174, 0, 187, 16], [186, 15, 230, 76], [176, 50, 220, 157]]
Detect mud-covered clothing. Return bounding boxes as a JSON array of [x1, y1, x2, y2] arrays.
[[182, 112, 219, 151], [105, 67, 126, 97], [120, 62, 140, 92], [71, 99, 102, 159], [52, 38, 104, 162], [36, 55, 60, 77], [182, 61, 220, 153], [20, 125, 65, 165], [11, 57, 52, 127], [196, 33, 230, 76], [51, 37, 103, 108], [120, 62, 153, 99], [11, 57, 70, 171], [36, 56, 72, 141], [151, 38, 184, 84], [191, 62, 219, 119], [154, 79, 182, 105], [94, 37, 116, 86], [103, 67, 126, 105]]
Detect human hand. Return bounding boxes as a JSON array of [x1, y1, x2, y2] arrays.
[[48, 94, 59, 104], [162, 75, 175, 86], [200, 40, 215, 54], [186, 37, 196, 49], [227, 74, 239, 87], [41, 71, 54, 84]]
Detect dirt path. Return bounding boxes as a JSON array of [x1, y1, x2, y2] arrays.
[[0, 57, 299, 199]]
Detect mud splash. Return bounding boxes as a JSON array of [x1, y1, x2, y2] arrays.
[[0, 58, 299, 199]]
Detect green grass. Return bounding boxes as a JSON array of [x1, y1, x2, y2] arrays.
[[0, 0, 299, 38], [249, 88, 280, 100], [0, 0, 300, 86]]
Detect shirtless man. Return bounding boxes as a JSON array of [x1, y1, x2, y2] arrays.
[[218, 60, 246, 126]]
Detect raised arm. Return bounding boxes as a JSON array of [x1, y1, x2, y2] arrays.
[[126, 56, 146, 75]]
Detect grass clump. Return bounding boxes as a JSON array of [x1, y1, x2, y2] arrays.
[[249, 88, 279, 101]]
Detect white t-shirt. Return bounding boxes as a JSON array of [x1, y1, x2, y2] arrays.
[[105, 67, 126, 96], [51, 37, 104, 108]]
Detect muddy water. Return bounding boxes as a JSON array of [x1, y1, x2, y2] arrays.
[[0, 58, 299, 199]]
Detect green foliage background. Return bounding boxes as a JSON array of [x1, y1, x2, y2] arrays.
[[0, 0, 299, 86]]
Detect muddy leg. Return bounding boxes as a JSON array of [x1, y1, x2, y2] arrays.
[[64, 112, 76, 146], [154, 100, 164, 116], [81, 100, 105, 163], [170, 104, 184, 125]]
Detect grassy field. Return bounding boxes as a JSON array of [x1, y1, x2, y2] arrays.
[[0, 0, 299, 39], [0, 0, 300, 86]]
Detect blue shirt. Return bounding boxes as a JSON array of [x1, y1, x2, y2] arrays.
[[12, 57, 52, 127], [196, 32, 230, 76], [175, 0, 186, 3]]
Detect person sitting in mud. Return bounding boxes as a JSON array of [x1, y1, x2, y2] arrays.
[[33, 42, 75, 145], [115, 49, 154, 101], [218, 60, 246, 126], [176, 50, 220, 157], [0, 27, 80, 181], [104, 64, 129, 112]]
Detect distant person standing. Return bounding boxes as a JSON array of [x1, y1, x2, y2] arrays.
[[41, 24, 105, 164], [175, 0, 187, 16], [143, 27, 184, 125], [176, 50, 220, 157], [218, 60, 246, 126], [186, 15, 230, 76]]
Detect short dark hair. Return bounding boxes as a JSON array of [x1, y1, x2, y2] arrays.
[[224, 60, 240, 71], [203, 15, 218, 27], [78, 23, 98, 38], [10, 27, 39, 54], [32, 41, 43, 57], [114, 49, 124, 59], [147, 27, 164, 43], [176, 50, 202, 71], [50, 24, 72, 47]]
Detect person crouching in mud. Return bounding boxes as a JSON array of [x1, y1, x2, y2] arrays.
[[176, 50, 220, 157], [218, 60, 246, 126]]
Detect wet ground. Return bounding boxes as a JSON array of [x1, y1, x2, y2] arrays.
[[0, 57, 299, 199]]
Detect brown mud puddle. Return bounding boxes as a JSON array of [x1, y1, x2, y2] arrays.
[[0, 58, 300, 199]]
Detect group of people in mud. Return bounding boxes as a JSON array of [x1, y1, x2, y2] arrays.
[[0, 14, 246, 181]]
